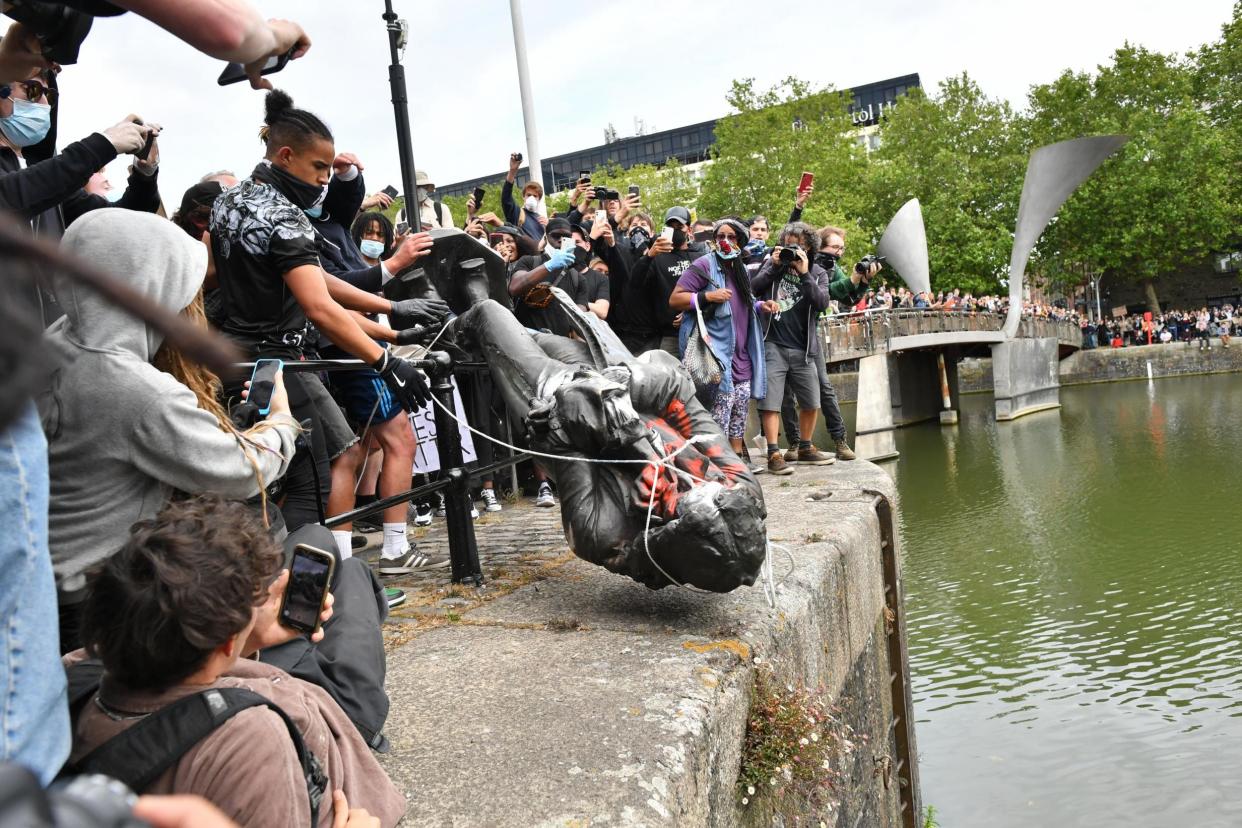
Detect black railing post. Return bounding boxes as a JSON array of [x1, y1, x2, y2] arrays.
[[426, 351, 484, 585]]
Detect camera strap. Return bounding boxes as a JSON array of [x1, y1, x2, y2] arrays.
[[62, 662, 327, 825]]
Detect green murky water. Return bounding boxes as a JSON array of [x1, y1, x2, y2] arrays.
[[887, 374, 1242, 827]]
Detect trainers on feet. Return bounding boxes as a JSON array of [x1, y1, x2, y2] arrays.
[[384, 587, 406, 609], [767, 451, 794, 476], [434, 492, 447, 518], [783, 446, 799, 463], [411, 502, 432, 527], [535, 482, 556, 507], [833, 438, 857, 461], [470, 501, 479, 520], [480, 488, 503, 512], [378, 549, 451, 574], [797, 444, 836, 465]]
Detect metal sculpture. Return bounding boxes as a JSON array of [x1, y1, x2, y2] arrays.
[[1001, 135, 1127, 338], [877, 198, 931, 297]]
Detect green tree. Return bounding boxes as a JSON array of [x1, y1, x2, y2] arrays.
[[866, 74, 1028, 294], [698, 77, 869, 233], [1027, 44, 1238, 313]]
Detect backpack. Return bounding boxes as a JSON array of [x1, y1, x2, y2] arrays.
[[61, 660, 327, 826]]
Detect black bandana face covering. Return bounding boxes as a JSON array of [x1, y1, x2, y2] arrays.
[[257, 161, 328, 210]]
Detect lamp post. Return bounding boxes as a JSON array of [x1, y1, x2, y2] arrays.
[[507, 0, 543, 192], [382, 0, 421, 233]]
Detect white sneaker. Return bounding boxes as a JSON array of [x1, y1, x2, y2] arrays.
[[535, 482, 556, 508], [435, 492, 447, 518], [471, 501, 480, 520], [480, 488, 503, 513], [411, 502, 432, 527], [378, 549, 451, 575]]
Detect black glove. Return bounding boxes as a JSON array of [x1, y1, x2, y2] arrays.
[[394, 324, 429, 346], [372, 350, 431, 410], [390, 297, 450, 329]]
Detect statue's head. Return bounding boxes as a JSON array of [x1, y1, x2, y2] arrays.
[[636, 480, 767, 593]]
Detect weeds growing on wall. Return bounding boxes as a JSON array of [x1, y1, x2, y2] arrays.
[[738, 667, 857, 815]]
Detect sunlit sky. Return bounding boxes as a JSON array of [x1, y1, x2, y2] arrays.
[[48, 0, 1234, 208]]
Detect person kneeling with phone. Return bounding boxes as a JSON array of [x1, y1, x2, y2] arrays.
[[63, 496, 405, 828]]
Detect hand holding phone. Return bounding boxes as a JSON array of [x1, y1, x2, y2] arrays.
[[218, 48, 294, 86], [245, 359, 283, 416], [660, 226, 676, 243], [382, 185, 399, 199], [279, 544, 336, 635]]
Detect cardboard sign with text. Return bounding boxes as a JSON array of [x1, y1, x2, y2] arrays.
[[409, 377, 477, 473]]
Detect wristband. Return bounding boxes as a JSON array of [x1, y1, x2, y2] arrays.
[[690, 292, 698, 311], [753, 300, 764, 313], [696, 290, 709, 309], [371, 349, 390, 373]]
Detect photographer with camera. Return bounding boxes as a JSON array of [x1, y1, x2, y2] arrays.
[[750, 222, 835, 474], [0, 70, 161, 223], [774, 226, 875, 464], [501, 150, 545, 241], [63, 496, 404, 827]]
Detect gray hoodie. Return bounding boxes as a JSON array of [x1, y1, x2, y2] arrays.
[[39, 210, 298, 593]]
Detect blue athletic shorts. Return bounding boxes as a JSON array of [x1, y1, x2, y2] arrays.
[[332, 368, 404, 428]]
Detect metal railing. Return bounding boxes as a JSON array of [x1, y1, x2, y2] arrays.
[[818, 309, 1081, 362], [238, 354, 529, 586]]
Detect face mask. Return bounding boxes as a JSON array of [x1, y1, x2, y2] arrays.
[[417, 187, 431, 204], [716, 238, 740, 260], [524, 195, 538, 212], [672, 228, 687, 249], [360, 239, 386, 259], [105, 188, 124, 204], [0, 98, 51, 147], [304, 203, 323, 219], [265, 161, 329, 210], [573, 245, 590, 269], [818, 251, 839, 268]]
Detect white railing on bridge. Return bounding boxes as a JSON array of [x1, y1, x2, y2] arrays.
[[818, 309, 1081, 362]]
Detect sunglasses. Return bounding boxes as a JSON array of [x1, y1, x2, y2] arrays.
[[0, 80, 56, 105], [715, 233, 738, 242]]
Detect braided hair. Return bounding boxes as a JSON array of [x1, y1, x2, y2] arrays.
[[258, 89, 333, 156]]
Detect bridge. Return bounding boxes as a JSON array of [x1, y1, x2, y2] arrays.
[[814, 310, 1084, 461]]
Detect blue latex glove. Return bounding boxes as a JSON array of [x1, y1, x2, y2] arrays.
[[546, 247, 576, 272]]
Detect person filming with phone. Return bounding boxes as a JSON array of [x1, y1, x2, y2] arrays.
[[501, 150, 546, 241], [63, 496, 405, 828]]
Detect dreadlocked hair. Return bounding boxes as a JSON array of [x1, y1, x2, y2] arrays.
[[152, 291, 297, 525], [722, 256, 756, 310], [257, 88, 333, 154]]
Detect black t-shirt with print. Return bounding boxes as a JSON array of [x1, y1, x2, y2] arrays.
[[209, 176, 321, 353], [766, 267, 812, 352]]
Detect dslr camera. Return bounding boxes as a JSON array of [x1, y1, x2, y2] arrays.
[[593, 186, 620, 202], [778, 244, 804, 265], [0, 763, 149, 827], [855, 254, 886, 277], [3, 0, 123, 64]]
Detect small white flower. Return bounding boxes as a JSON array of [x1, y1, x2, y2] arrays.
[[742, 797, 749, 805], [747, 786, 755, 795], [770, 777, 777, 786], [822, 759, 831, 770], [811, 733, 820, 742], [799, 737, 809, 746]]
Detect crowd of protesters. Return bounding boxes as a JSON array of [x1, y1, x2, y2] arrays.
[[1, 4, 1234, 826], [1081, 305, 1238, 350]]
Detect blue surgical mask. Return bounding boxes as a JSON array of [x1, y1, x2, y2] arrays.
[[359, 239, 385, 259], [0, 99, 52, 147], [304, 203, 323, 219], [105, 188, 124, 203]]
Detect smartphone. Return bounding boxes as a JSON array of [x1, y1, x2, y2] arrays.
[[247, 358, 282, 416], [660, 226, 675, 243], [396, 221, 410, 235], [579, 169, 591, 184], [382, 185, 399, 199], [489, 233, 505, 245], [628, 184, 640, 198], [513, 152, 523, 164], [217, 49, 294, 86], [472, 186, 486, 207], [798, 171, 814, 192], [279, 544, 336, 635], [560, 236, 576, 255]]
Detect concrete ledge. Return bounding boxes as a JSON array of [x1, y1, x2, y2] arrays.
[[378, 460, 909, 827]]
